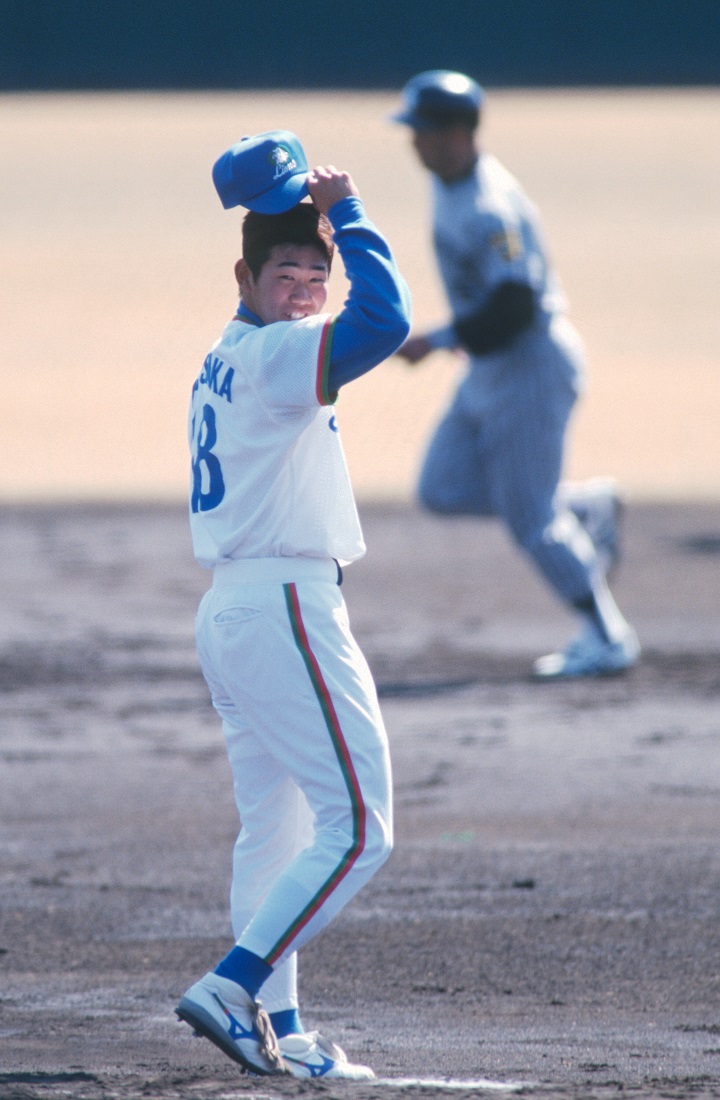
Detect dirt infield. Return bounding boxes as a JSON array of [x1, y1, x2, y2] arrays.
[[1, 498, 720, 1099]]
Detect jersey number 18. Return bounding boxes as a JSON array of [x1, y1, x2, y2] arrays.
[[191, 403, 225, 513]]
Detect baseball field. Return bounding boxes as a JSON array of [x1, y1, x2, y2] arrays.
[[1, 91, 720, 1099]]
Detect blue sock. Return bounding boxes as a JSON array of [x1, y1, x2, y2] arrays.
[[269, 1007, 304, 1038], [213, 945, 272, 999]]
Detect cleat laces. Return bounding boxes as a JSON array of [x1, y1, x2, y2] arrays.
[[253, 1002, 287, 1074]]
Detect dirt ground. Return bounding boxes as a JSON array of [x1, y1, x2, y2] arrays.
[[2, 498, 720, 1099]]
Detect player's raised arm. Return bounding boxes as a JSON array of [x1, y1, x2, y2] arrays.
[[210, 135, 410, 391], [306, 165, 411, 390]]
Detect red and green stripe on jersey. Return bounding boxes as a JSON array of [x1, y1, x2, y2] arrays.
[[316, 316, 338, 406]]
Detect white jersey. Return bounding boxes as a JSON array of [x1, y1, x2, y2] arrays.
[[188, 312, 365, 568]]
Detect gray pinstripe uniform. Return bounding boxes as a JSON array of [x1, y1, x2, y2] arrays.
[[418, 151, 599, 605]]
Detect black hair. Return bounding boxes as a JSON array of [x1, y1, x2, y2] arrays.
[[242, 203, 335, 280]]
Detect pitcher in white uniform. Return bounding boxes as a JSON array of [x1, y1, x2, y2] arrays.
[[176, 132, 411, 1078]]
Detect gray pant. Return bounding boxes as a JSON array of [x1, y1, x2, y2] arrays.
[[418, 317, 598, 605]]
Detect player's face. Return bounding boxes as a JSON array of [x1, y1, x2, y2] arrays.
[[411, 126, 475, 183], [244, 244, 329, 325]]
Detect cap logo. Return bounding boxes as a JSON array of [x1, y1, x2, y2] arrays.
[[270, 144, 298, 181]]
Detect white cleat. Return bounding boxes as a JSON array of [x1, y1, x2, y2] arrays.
[[533, 625, 640, 679], [278, 1031, 376, 1080], [175, 972, 287, 1075]]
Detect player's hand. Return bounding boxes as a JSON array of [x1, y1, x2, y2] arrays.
[[394, 335, 434, 365], [307, 166, 360, 214]]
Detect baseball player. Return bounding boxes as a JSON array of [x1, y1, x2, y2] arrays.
[[390, 71, 640, 678], [175, 131, 410, 1079]]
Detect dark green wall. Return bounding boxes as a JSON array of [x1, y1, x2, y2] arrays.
[[2, 0, 719, 90]]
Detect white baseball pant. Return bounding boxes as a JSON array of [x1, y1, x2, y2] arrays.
[[194, 556, 393, 1013]]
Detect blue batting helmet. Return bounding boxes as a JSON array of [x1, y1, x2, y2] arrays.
[[390, 70, 483, 130]]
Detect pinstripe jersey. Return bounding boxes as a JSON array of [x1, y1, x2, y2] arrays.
[[428, 152, 570, 353]]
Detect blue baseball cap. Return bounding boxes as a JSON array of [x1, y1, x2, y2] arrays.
[[212, 130, 310, 213]]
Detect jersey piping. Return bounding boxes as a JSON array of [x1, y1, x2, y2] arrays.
[[316, 316, 338, 405], [232, 306, 336, 405], [264, 582, 367, 965]]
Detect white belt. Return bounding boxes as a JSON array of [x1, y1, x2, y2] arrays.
[[212, 556, 340, 586]]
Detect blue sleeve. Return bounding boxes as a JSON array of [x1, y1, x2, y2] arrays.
[[325, 196, 411, 391]]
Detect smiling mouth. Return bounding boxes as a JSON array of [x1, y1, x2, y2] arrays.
[[289, 311, 308, 320]]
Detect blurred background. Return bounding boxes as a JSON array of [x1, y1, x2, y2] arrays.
[[1, 0, 719, 502]]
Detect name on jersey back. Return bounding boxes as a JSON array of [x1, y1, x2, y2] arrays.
[[193, 354, 234, 403]]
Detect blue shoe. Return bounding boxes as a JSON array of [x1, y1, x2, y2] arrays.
[[278, 1031, 375, 1079], [176, 972, 287, 1075]]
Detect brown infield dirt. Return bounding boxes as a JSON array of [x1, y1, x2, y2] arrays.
[[2, 498, 720, 1100]]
